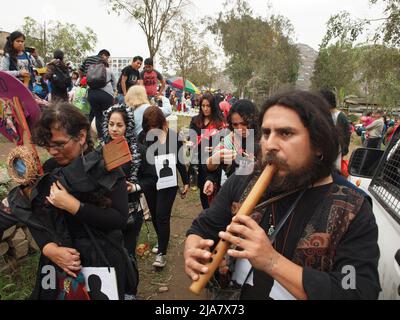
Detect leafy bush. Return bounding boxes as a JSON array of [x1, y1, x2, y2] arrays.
[[348, 114, 359, 124]]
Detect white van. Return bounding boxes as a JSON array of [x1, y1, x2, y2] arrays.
[[348, 126, 400, 300]]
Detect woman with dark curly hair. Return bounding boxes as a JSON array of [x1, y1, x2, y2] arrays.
[[12, 103, 137, 300], [101, 104, 142, 298], [101, 105, 142, 253], [203, 99, 260, 198]]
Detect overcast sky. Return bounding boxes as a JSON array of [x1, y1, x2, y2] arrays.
[[0, 0, 385, 60]]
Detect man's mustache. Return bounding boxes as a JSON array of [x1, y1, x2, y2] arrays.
[[262, 152, 289, 169]]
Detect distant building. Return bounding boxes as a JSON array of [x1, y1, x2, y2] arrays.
[[344, 97, 382, 115], [109, 57, 132, 80], [0, 31, 11, 56]]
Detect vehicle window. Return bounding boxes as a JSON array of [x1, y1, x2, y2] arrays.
[[369, 129, 400, 224]]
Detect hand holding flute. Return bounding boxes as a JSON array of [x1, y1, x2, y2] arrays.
[[185, 164, 277, 295]]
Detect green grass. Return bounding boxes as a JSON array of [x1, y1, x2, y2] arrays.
[[0, 184, 9, 200], [0, 162, 11, 199], [177, 116, 192, 131], [38, 149, 51, 164], [351, 133, 362, 147], [0, 252, 40, 300]]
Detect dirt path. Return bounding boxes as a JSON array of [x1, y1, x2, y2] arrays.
[[1, 134, 364, 300], [136, 190, 208, 300]]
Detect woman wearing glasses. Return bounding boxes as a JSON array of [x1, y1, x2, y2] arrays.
[[11, 103, 137, 300]]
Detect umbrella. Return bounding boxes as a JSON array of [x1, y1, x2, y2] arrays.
[[166, 77, 200, 94]]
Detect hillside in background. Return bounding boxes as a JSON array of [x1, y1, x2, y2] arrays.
[[296, 43, 318, 91]]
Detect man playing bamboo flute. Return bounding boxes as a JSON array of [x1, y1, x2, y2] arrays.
[[184, 91, 381, 300]]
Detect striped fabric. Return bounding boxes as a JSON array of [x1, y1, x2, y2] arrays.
[[79, 55, 102, 75]]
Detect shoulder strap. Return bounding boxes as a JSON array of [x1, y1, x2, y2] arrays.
[[82, 223, 111, 269]]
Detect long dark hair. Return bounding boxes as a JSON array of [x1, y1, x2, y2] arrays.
[[227, 99, 260, 140], [193, 93, 225, 129], [32, 103, 94, 151], [260, 90, 339, 180], [101, 105, 141, 183], [4, 31, 26, 68]]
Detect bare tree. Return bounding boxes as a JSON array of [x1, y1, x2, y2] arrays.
[[108, 0, 189, 59], [160, 20, 217, 90]]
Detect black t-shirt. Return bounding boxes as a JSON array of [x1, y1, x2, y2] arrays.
[[137, 129, 189, 192], [117, 66, 141, 94]]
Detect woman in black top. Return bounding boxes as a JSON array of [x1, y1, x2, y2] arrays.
[[101, 105, 142, 258], [189, 93, 226, 209], [21, 103, 136, 300], [204, 99, 260, 197], [138, 106, 189, 268]]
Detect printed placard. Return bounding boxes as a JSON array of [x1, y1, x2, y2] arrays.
[[155, 154, 177, 190], [81, 267, 119, 300]]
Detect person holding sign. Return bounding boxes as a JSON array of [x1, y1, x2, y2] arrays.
[[101, 104, 142, 299], [138, 106, 189, 268], [12, 103, 137, 300]]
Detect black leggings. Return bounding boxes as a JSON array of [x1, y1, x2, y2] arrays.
[[197, 165, 210, 210], [87, 89, 114, 138], [144, 186, 178, 255]]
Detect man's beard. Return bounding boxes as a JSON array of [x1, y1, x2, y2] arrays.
[[260, 151, 323, 193]]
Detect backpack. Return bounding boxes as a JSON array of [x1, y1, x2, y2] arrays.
[[51, 64, 72, 90], [87, 63, 108, 89]]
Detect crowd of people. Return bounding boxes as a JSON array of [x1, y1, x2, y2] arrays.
[[355, 111, 400, 148], [0, 29, 393, 300]]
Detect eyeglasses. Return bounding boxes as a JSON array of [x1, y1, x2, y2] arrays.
[[45, 136, 74, 151]]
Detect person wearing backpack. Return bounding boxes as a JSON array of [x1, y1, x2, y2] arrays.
[[70, 77, 90, 117], [46, 50, 71, 102], [79, 49, 115, 139], [0, 31, 40, 91]]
